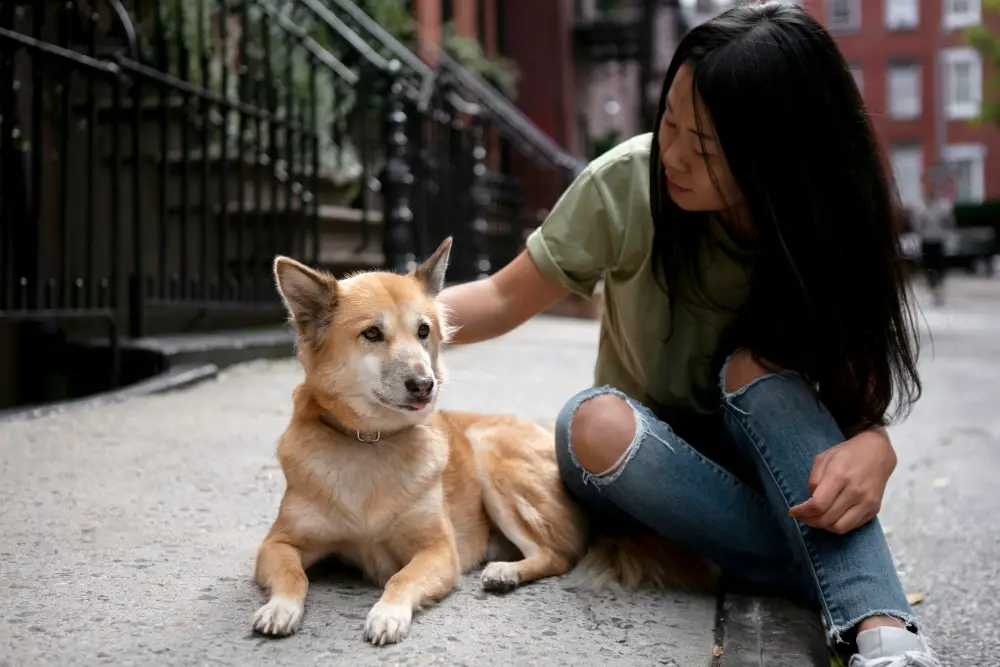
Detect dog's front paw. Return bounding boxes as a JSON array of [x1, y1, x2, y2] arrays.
[[363, 601, 412, 646], [252, 596, 304, 637], [481, 561, 521, 593]]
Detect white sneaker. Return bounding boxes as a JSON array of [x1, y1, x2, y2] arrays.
[[848, 626, 941, 667]]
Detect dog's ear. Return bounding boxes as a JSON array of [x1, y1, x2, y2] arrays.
[[273, 256, 337, 346], [414, 236, 452, 297]]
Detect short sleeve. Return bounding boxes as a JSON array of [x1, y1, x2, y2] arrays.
[[524, 167, 626, 298]]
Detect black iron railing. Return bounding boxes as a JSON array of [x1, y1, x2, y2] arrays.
[[0, 0, 582, 399], [0, 1, 129, 388]]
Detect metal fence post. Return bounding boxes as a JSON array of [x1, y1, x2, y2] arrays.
[[469, 117, 491, 279], [382, 60, 415, 273], [128, 70, 145, 339]]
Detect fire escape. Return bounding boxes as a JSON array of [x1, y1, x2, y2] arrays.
[[571, 0, 687, 135]]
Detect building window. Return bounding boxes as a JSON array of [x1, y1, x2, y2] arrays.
[[887, 62, 921, 119], [884, 0, 918, 29], [683, 0, 737, 15], [695, 0, 714, 14], [890, 144, 924, 207], [943, 0, 981, 29], [828, 0, 861, 31], [942, 47, 983, 119], [942, 143, 987, 203], [849, 64, 864, 96]]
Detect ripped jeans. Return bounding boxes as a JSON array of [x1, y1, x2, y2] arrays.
[[553, 356, 916, 651]]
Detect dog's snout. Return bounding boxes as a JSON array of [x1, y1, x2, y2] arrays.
[[404, 374, 435, 399]]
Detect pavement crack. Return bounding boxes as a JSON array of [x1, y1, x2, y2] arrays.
[[580, 597, 613, 641]]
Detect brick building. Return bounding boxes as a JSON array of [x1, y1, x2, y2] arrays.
[[802, 0, 1000, 206]]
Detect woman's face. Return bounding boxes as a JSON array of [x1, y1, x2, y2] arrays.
[[657, 64, 742, 214]]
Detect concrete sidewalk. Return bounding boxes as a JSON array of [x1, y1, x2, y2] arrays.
[[0, 316, 731, 667], [9, 272, 997, 667]]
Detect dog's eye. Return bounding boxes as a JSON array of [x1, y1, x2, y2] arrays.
[[417, 323, 430, 339], [361, 326, 384, 342]]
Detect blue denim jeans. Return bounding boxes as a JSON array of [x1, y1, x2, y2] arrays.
[[553, 355, 917, 652]]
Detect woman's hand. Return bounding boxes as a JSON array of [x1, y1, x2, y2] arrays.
[[787, 428, 897, 535]]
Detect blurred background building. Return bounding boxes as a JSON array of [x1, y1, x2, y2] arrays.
[[0, 0, 996, 413], [802, 0, 1000, 207]]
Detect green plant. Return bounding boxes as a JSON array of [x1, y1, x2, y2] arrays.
[[964, 0, 1000, 128], [595, 0, 626, 17], [441, 22, 521, 100], [128, 1, 521, 188], [589, 129, 622, 160], [129, 0, 417, 187], [357, 0, 416, 42]]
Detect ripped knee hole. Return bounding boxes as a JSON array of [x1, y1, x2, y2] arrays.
[[723, 349, 786, 394], [571, 394, 637, 476]]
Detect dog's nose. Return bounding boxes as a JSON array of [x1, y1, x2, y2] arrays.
[[404, 375, 435, 399]]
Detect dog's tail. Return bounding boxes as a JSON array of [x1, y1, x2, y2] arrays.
[[568, 530, 718, 593]]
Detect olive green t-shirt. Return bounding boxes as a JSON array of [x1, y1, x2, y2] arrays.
[[525, 133, 753, 417]]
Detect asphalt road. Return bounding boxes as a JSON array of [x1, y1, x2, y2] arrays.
[[875, 277, 1000, 667], [1, 275, 997, 667]]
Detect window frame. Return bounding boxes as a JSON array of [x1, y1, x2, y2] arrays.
[[827, 0, 861, 32], [941, 143, 987, 203], [886, 60, 922, 120], [884, 0, 919, 30], [941, 47, 983, 120], [943, 0, 981, 30]]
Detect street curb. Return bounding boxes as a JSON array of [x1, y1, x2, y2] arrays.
[[714, 592, 831, 666], [0, 362, 220, 423], [1, 327, 296, 423], [125, 327, 294, 368]]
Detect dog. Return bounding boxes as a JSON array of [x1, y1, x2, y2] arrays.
[[250, 236, 713, 646]]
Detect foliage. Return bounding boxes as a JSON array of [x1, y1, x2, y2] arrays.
[[126, 1, 520, 188], [358, 0, 415, 42], [589, 129, 621, 160], [595, 0, 627, 19], [441, 22, 520, 100], [964, 0, 1000, 128], [129, 0, 419, 188], [134, 0, 372, 185]]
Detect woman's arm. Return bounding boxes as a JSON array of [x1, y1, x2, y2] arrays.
[[438, 250, 570, 345], [437, 149, 629, 345]]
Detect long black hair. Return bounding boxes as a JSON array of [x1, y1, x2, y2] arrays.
[[650, 1, 922, 433]]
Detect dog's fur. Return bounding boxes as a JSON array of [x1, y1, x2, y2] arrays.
[[251, 237, 714, 645]]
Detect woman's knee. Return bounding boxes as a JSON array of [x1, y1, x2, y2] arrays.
[[555, 388, 637, 477], [723, 349, 788, 394]]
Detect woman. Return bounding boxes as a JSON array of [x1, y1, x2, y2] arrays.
[[438, 3, 937, 665]]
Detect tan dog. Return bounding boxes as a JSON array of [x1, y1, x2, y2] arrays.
[[251, 237, 712, 646]]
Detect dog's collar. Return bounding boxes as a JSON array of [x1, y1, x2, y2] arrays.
[[319, 411, 404, 443]]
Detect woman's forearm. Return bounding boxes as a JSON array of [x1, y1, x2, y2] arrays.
[[437, 250, 570, 346], [437, 278, 513, 345]]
